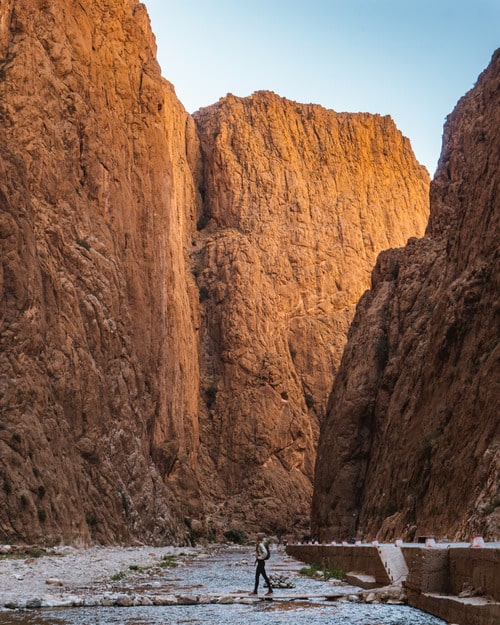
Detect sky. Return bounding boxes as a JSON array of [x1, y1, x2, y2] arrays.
[[143, 0, 499, 176]]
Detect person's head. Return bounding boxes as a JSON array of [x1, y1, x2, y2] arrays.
[[257, 532, 265, 542]]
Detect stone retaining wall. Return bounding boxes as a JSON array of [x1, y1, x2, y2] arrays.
[[449, 548, 499, 599], [285, 544, 391, 586], [402, 546, 499, 600], [402, 547, 450, 595], [402, 545, 499, 625], [287, 544, 500, 625], [414, 593, 500, 625]]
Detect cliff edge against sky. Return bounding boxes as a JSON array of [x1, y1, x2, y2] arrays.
[[3, 0, 494, 545], [0, 0, 200, 543], [312, 49, 499, 542]]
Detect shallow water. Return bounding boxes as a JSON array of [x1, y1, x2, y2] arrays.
[[0, 603, 446, 625], [0, 546, 446, 625]]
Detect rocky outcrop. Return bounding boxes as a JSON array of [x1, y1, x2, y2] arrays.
[[0, 0, 201, 544], [312, 50, 500, 542], [192, 93, 429, 533], [0, 1, 430, 544]]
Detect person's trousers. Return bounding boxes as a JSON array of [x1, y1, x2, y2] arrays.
[[254, 560, 271, 592]]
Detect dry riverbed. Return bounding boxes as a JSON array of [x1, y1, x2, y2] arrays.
[[0, 544, 201, 609]]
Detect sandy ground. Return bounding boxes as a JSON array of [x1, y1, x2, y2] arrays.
[[0, 545, 196, 607]]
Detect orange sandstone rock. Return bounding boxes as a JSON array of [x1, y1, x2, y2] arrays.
[[192, 92, 429, 533], [312, 50, 500, 543], [0, 1, 431, 543], [0, 0, 200, 544]]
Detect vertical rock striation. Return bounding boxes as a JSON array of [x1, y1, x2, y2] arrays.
[[0, 0, 200, 544], [0, 1, 432, 544], [192, 93, 429, 533], [312, 50, 500, 542]]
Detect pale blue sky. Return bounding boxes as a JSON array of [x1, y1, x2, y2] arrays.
[[143, 0, 499, 175]]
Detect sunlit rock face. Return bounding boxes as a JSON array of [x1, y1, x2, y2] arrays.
[[0, 1, 431, 544], [192, 92, 429, 534], [312, 50, 500, 543], [0, 0, 201, 544]]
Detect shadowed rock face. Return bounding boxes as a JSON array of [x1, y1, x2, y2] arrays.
[[192, 93, 429, 533], [0, 0, 201, 544], [0, 1, 430, 543], [312, 50, 500, 543]]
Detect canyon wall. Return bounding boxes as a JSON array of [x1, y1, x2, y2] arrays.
[[0, 1, 431, 544], [312, 50, 500, 542], [192, 93, 429, 533], [0, 0, 201, 544]]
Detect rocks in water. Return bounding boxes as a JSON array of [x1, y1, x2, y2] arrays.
[[0, 582, 409, 610], [364, 592, 378, 603], [364, 585, 408, 605], [347, 594, 361, 603], [216, 595, 235, 604], [113, 594, 133, 607], [268, 572, 296, 588]]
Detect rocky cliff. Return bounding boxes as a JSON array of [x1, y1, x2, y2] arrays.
[[0, 0, 201, 544], [312, 50, 500, 542], [0, 1, 430, 544], [192, 93, 429, 533]]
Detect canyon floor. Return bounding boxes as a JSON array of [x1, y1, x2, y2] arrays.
[[0, 544, 446, 624]]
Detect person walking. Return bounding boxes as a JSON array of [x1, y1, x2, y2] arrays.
[[250, 532, 273, 595]]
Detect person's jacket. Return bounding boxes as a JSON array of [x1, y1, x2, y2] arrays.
[[256, 542, 268, 561]]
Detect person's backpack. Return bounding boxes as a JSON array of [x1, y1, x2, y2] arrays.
[[264, 543, 271, 560]]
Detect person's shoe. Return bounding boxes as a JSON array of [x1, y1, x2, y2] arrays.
[[249, 591, 257, 595], [265, 590, 273, 595]]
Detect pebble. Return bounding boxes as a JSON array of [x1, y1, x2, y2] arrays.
[[216, 595, 235, 604], [152, 594, 178, 605]]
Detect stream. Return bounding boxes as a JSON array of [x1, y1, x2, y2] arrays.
[[0, 546, 446, 624]]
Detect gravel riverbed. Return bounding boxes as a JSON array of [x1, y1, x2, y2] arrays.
[[0, 544, 447, 624]]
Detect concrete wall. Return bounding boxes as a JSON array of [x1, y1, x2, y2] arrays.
[[402, 546, 500, 600], [402, 547, 450, 595], [287, 544, 500, 625], [415, 593, 500, 625], [449, 548, 499, 599], [285, 544, 391, 586]]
